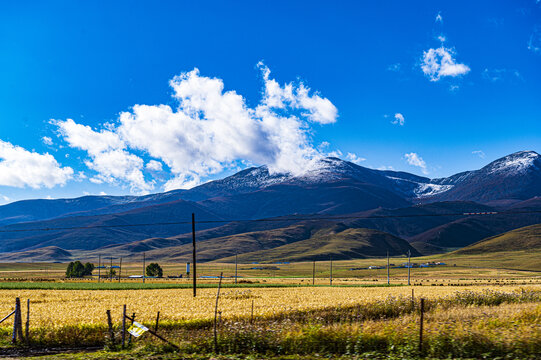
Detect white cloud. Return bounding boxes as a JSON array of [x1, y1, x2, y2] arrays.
[[391, 113, 405, 126], [55, 63, 339, 192], [146, 160, 163, 171], [437, 35, 446, 43], [527, 26, 541, 53], [404, 152, 428, 174], [53, 118, 153, 194], [0, 140, 73, 189], [472, 150, 486, 159], [435, 12, 443, 23], [421, 46, 470, 81], [42, 136, 53, 145], [256, 62, 337, 124], [75, 171, 87, 181], [345, 153, 366, 165]]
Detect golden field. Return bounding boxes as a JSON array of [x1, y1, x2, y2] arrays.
[[0, 285, 539, 328]]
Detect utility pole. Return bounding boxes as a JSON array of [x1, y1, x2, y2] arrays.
[[387, 250, 390, 285], [235, 252, 238, 284], [110, 257, 113, 282], [407, 250, 411, 286], [312, 260, 315, 285], [143, 252, 146, 284], [119, 257, 122, 283], [330, 256, 333, 286], [192, 213, 197, 297], [98, 255, 101, 283]]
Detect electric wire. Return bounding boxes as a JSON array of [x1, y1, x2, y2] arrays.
[[0, 209, 539, 233]]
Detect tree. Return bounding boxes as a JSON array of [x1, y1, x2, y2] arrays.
[[83, 262, 95, 276], [66, 261, 85, 278], [66, 261, 95, 278], [146, 263, 163, 278]]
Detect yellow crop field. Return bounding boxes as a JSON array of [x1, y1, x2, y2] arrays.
[[0, 285, 539, 328]]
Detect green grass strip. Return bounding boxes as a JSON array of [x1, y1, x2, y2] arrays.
[[0, 282, 403, 290]]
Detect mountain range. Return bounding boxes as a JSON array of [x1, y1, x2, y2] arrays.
[[0, 150, 539, 262]]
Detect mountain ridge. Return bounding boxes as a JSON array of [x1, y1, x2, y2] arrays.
[[0, 150, 539, 260]]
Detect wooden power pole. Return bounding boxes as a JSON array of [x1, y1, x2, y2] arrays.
[[407, 250, 411, 286], [192, 213, 197, 297], [387, 250, 390, 285]]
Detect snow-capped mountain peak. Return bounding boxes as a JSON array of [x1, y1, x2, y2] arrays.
[[484, 150, 540, 175]]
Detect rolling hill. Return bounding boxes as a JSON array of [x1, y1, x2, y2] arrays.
[[220, 227, 419, 263], [452, 223, 541, 255], [121, 223, 419, 263], [0, 246, 72, 262]]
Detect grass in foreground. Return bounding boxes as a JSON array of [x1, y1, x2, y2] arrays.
[[1, 289, 540, 359]]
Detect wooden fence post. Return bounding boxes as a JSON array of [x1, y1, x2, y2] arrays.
[[251, 300, 254, 324], [25, 299, 30, 343], [155, 311, 160, 333], [12, 298, 20, 344], [128, 313, 135, 345], [106, 310, 115, 345], [419, 298, 424, 353], [122, 305, 126, 348]]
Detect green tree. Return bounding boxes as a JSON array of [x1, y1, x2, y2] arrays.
[[146, 263, 163, 278], [83, 262, 95, 276], [66, 261, 85, 278]]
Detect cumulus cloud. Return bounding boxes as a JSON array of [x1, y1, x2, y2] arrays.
[[146, 160, 163, 171], [472, 150, 486, 158], [404, 152, 428, 174], [345, 152, 366, 165], [421, 46, 470, 81], [0, 139, 73, 188], [53, 119, 152, 194], [435, 12, 443, 23], [391, 113, 405, 126], [437, 35, 446, 43], [54, 64, 339, 192]]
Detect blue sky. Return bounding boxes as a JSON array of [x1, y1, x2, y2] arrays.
[[0, 0, 540, 203]]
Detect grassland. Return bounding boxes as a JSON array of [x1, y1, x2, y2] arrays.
[[0, 286, 539, 359], [2, 248, 541, 283], [453, 223, 541, 254], [0, 254, 540, 359]]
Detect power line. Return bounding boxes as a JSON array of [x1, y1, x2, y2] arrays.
[[0, 209, 539, 234]]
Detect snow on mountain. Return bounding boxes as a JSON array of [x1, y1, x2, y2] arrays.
[[188, 151, 540, 202], [414, 183, 455, 198], [484, 150, 540, 175]]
